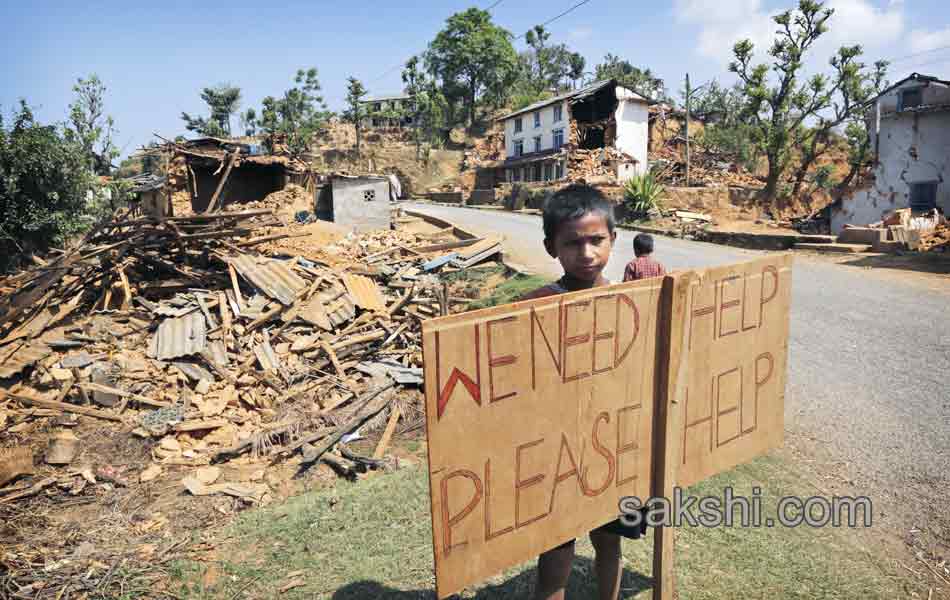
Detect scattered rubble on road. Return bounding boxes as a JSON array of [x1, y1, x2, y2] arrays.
[[844, 208, 948, 253]]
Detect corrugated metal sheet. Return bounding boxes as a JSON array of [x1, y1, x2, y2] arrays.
[[229, 254, 307, 306], [343, 274, 388, 312], [0, 342, 52, 378], [253, 340, 279, 371], [318, 287, 356, 327], [148, 311, 207, 360]]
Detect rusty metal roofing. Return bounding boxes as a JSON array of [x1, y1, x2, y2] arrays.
[[0, 341, 52, 378], [148, 311, 207, 360], [343, 274, 388, 313], [229, 254, 307, 306]]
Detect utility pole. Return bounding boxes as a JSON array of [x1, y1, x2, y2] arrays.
[[685, 73, 691, 188]]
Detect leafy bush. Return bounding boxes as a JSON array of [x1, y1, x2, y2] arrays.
[[0, 101, 97, 270], [623, 170, 665, 215]]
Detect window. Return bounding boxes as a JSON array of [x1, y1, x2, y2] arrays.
[[909, 182, 937, 211], [514, 139, 524, 157], [520, 167, 527, 182], [543, 163, 553, 181], [553, 104, 563, 122], [555, 161, 564, 179], [373, 103, 381, 112], [533, 163, 542, 181], [364, 189, 376, 202], [533, 136, 542, 153], [553, 129, 564, 151], [512, 168, 521, 182], [899, 88, 923, 111], [514, 117, 523, 133], [534, 111, 541, 128]]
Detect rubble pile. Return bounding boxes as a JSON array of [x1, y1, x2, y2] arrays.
[[862, 208, 949, 252], [918, 223, 950, 252], [650, 146, 764, 188], [566, 147, 638, 183], [0, 204, 505, 595], [0, 207, 500, 481]]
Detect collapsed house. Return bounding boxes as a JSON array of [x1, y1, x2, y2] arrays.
[[831, 73, 950, 234], [166, 137, 316, 214], [476, 79, 652, 188]]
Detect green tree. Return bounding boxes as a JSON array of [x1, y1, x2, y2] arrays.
[[181, 84, 242, 137], [402, 56, 426, 159], [342, 77, 369, 159], [729, 0, 887, 200], [241, 108, 258, 137], [692, 80, 762, 171], [425, 8, 518, 128], [66, 75, 119, 176], [0, 101, 97, 268], [254, 68, 330, 158], [519, 26, 586, 94], [594, 54, 667, 100]]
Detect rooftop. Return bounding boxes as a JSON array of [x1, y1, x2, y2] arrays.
[[361, 93, 412, 103], [496, 79, 651, 122]]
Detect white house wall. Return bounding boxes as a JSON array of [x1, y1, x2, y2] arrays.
[[832, 108, 950, 233], [832, 79, 950, 233], [614, 86, 649, 179], [504, 100, 569, 157]]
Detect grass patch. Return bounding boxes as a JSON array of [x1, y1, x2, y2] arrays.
[[171, 453, 904, 599], [466, 273, 549, 310]]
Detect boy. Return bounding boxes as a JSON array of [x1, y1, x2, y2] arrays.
[[623, 234, 666, 282], [520, 185, 647, 600]]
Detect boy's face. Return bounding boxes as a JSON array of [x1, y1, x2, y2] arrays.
[[544, 213, 616, 284]]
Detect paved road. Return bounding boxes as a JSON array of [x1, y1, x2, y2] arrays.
[[408, 203, 950, 545]]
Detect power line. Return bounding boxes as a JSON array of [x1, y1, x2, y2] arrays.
[[522, 0, 593, 38], [882, 44, 950, 64], [369, 0, 508, 84], [368, 0, 594, 84], [892, 55, 950, 71]]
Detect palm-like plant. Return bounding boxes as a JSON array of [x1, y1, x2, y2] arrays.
[[623, 170, 665, 215]]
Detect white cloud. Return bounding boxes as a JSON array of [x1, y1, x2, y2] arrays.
[[908, 26, 950, 54], [674, 0, 905, 66], [568, 26, 593, 41]]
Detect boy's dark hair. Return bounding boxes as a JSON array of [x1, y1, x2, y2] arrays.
[[542, 184, 615, 240], [633, 233, 654, 255]]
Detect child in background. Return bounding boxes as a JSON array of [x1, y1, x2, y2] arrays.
[[520, 185, 647, 600], [623, 234, 666, 282]]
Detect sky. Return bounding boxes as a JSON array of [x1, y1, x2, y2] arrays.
[[1, 0, 948, 159]]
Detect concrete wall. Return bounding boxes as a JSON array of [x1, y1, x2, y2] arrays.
[[832, 105, 950, 233], [614, 86, 649, 180], [504, 100, 569, 158], [329, 177, 392, 232]]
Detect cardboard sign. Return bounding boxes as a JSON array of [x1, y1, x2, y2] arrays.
[[421, 255, 792, 598], [422, 278, 664, 598], [678, 255, 792, 487]]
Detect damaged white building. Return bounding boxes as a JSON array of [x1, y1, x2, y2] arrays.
[[831, 73, 950, 233], [494, 79, 651, 185]]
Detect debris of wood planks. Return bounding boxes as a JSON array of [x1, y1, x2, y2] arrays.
[[0, 201, 511, 518]]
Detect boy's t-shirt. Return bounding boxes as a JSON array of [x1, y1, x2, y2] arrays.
[[519, 277, 613, 301]]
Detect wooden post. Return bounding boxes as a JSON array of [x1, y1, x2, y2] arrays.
[[652, 271, 693, 600], [205, 152, 237, 213], [684, 73, 691, 188]]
